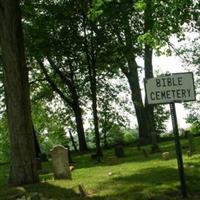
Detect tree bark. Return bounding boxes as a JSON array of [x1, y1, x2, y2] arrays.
[[88, 59, 102, 161], [32, 125, 41, 158], [0, 0, 38, 185], [69, 129, 78, 152], [72, 100, 88, 152], [68, 63, 88, 152], [82, 14, 102, 161], [118, 16, 151, 143], [144, 0, 159, 150], [124, 59, 150, 142]]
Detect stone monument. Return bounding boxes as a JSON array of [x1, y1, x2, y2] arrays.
[[51, 145, 71, 179]]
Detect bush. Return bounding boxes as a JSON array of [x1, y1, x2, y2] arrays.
[[123, 129, 138, 144], [107, 126, 138, 146]]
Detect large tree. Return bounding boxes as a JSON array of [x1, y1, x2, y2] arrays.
[[0, 0, 38, 185], [90, 0, 193, 144]]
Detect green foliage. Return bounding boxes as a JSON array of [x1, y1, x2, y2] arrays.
[[19, 0, 198, 155], [134, 0, 146, 12], [32, 101, 69, 153], [123, 128, 138, 144], [91, 0, 194, 51], [108, 124, 124, 144], [189, 124, 200, 136], [106, 125, 138, 145], [154, 105, 170, 135]]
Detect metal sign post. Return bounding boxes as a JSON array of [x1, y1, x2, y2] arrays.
[[144, 72, 196, 198], [170, 103, 187, 198]]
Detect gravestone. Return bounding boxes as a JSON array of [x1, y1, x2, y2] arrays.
[[51, 145, 71, 180], [162, 152, 170, 160]]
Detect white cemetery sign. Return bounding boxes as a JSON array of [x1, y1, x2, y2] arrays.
[[145, 72, 196, 105]]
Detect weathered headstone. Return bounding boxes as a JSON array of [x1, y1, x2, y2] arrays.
[[162, 152, 170, 160], [51, 145, 71, 180]]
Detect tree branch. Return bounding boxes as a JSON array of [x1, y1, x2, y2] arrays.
[[47, 57, 72, 87], [37, 59, 73, 108], [29, 78, 46, 86], [167, 41, 192, 65]]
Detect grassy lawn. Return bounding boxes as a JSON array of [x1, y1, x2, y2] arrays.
[[1, 137, 200, 200]]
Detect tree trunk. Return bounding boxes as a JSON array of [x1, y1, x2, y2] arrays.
[[87, 49, 102, 161], [144, 45, 159, 150], [0, 0, 38, 185], [119, 16, 151, 143], [83, 17, 102, 161], [89, 65, 102, 162], [144, 0, 159, 151], [72, 101, 88, 152], [38, 59, 88, 152], [68, 63, 88, 152], [69, 129, 78, 152], [33, 125, 41, 158], [124, 59, 150, 142]]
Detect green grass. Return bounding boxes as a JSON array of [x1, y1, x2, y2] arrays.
[[1, 138, 200, 200]]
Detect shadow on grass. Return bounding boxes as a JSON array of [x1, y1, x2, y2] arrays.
[[25, 182, 79, 200], [88, 166, 197, 200], [185, 160, 200, 194], [0, 182, 80, 200], [1, 166, 200, 200], [90, 164, 200, 200]]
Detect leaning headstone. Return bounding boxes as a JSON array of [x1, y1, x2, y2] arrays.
[[51, 145, 71, 180]]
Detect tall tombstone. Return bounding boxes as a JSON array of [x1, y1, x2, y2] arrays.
[[51, 145, 71, 180]]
